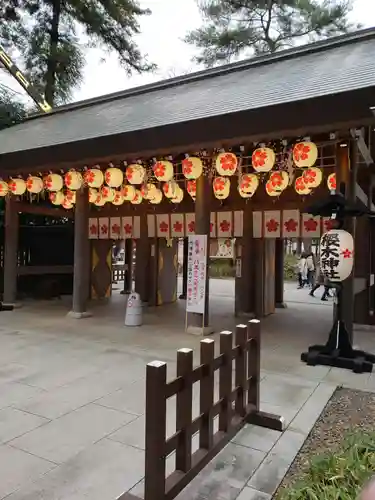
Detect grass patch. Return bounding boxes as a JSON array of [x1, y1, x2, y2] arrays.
[[209, 259, 235, 278], [284, 253, 298, 282]]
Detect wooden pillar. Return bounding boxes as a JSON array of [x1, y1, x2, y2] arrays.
[[3, 197, 19, 305], [135, 216, 150, 303], [254, 239, 265, 318], [235, 206, 255, 316], [121, 239, 133, 294], [275, 238, 286, 308], [179, 237, 188, 299], [68, 189, 91, 318]]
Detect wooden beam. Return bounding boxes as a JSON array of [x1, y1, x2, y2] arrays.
[[350, 128, 374, 166], [14, 201, 74, 218]]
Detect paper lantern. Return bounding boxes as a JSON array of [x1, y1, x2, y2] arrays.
[[122, 184, 136, 201], [64, 170, 83, 190], [153, 161, 174, 182], [88, 188, 99, 203], [302, 167, 323, 189], [105, 167, 123, 188], [149, 188, 163, 204], [85, 169, 104, 188], [295, 176, 312, 195], [265, 180, 280, 197], [187, 180, 196, 198], [112, 191, 124, 206], [182, 157, 203, 180], [65, 190, 76, 204], [140, 183, 158, 200], [126, 164, 146, 185], [163, 180, 179, 199], [131, 190, 143, 205], [49, 191, 64, 206], [44, 174, 63, 192], [94, 194, 106, 207], [320, 229, 354, 282], [26, 176, 43, 194], [215, 152, 238, 176], [62, 197, 73, 210], [239, 174, 259, 194], [238, 186, 252, 199], [252, 147, 275, 173], [8, 178, 26, 196], [171, 186, 184, 204], [293, 141, 318, 168], [101, 186, 115, 202], [0, 181, 9, 197], [213, 177, 230, 200], [327, 173, 336, 191], [269, 171, 289, 192]]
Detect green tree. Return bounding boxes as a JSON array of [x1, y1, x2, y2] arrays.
[[1, 0, 155, 106], [185, 0, 360, 67], [0, 84, 27, 130]]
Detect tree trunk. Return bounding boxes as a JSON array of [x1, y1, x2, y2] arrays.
[[45, 0, 61, 106]]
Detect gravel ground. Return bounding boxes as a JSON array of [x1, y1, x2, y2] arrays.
[[275, 387, 375, 498]]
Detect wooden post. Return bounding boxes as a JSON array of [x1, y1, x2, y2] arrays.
[[179, 237, 188, 299], [134, 216, 150, 303], [219, 330, 233, 432], [199, 338, 215, 450], [235, 205, 255, 316], [121, 239, 133, 294], [176, 348, 193, 472], [247, 319, 260, 412], [3, 197, 19, 305], [275, 238, 286, 308], [234, 324, 247, 417], [68, 188, 91, 318]]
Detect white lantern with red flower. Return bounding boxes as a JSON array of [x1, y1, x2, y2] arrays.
[[0, 181, 9, 197], [171, 186, 184, 204], [8, 178, 26, 196], [302, 167, 322, 189], [122, 184, 136, 201], [269, 171, 289, 192], [85, 168, 104, 188], [94, 194, 106, 207], [187, 180, 196, 198], [149, 188, 163, 204], [265, 180, 280, 197], [44, 174, 63, 192], [252, 147, 275, 173], [26, 176, 43, 194], [295, 176, 312, 195], [88, 188, 98, 203], [112, 191, 124, 206], [126, 164, 146, 185], [238, 186, 252, 198], [64, 170, 83, 190], [101, 186, 115, 202], [141, 183, 158, 200], [320, 229, 354, 282], [293, 141, 318, 168], [105, 167, 123, 188], [327, 173, 336, 191], [182, 157, 203, 180], [49, 191, 64, 206], [153, 161, 174, 182], [239, 174, 259, 194], [65, 190, 76, 204], [163, 180, 179, 199], [216, 152, 238, 176], [131, 190, 143, 205], [213, 177, 230, 200], [62, 197, 73, 210]]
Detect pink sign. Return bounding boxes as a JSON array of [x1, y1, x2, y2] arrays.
[[186, 235, 207, 315]]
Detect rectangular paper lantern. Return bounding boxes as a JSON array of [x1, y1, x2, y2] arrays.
[[253, 212, 263, 238], [156, 214, 170, 237], [88, 218, 98, 240], [147, 214, 156, 238], [233, 211, 244, 237], [217, 211, 233, 238], [302, 214, 321, 238], [133, 216, 141, 239], [98, 217, 110, 240], [264, 211, 281, 238], [171, 213, 185, 237], [185, 213, 195, 236], [210, 212, 216, 237], [282, 210, 300, 238], [110, 217, 122, 240], [122, 216, 133, 239]]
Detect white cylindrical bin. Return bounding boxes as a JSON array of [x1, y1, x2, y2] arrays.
[[125, 292, 143, 326]]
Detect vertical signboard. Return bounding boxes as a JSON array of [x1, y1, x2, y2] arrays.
[[186, 235, 208, 315]]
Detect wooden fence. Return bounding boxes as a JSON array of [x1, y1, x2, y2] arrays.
[[121, 319, 284, 500]]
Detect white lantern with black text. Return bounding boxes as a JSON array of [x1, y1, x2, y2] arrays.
[[319, 229, 354, 282]]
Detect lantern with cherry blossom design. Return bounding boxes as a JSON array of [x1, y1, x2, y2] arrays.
[[101, 186, 115, 202], [149, 188, 163, 204], [265, 180, 280, 197], [182, 157, 203, 180], [163, 180, 179, 199], [0, 181, 9, 197], [8, 178, 26, 196], [26, 176, 43, 194], [268, 171, 289, 192], [126, 164, 146, 185], [141, 183, 158, 200], [302, 167, 322, 189], [64, 170, 83, 190], [112, 191, 124, 206], [94, 194, 106, 207], [239, 174, 259, 195], [294, 176, 312, 195], [293, 141, 318, 168], [49, 191, 64, 206], [187, 180, 196, 199], [171, 186, 184, 204], [252, 147, 275, 173], [62, 197, 73, 210], [44, 173, 63, 192], [65, 190, 76, 204], [131, 190, 143, 205], [84, 168, 104, 188], [320, 229, 354, 282], [105, 167, 123, 188], [238, 186, 252, 198], [215, 152, 238, 176], [88, 188, 99, 203], [153, 161, 174, 182], [122, 184, 136, 201], [327, 173, 336, 191], [213, 177, 230, 200]]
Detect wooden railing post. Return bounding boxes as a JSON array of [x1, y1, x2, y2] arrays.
[[199, 338, 215, 450], [145, 360, 167, 500], [219, 331, 233, 433], [247, 319, 260, 411], [235, 324, 247, 417], [176, 348, 193, 472]]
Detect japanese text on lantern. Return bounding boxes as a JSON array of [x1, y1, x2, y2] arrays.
[[320, 232, 340, 280], [186, 235, 207, 314]]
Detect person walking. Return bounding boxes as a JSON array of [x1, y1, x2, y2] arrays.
[[309, 265, 330, 301], [297, 253, 307, 289], [306, 252, 315, 288]]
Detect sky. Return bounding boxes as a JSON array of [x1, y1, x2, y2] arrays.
[[1, 0, 375, 105]]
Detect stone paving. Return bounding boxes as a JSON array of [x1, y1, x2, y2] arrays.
[[0, 280, 374, 499]]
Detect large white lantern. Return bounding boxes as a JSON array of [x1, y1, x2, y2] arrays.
[[153, 161, 174, 182], [320, 228, 354, 282], [112, 191, 125, 206], [265, 180, 280, 197], [269, 171, 289, 192], [213, 177, 230, 200], [252, 147, 275, 173], [44, 174, 63, 192], [187, 180, 196, 198], [101, 186, 115, 202], [131, 190, 143, 205], [302, 167, 323, 189], [293, 141, 318, 168], [8, 178, 26, 195], [85, 168, 104, 188], [122, 184, 136, 201], [94, 194, 106, 207], [295, 176, 312, 195], [65, 190, 76, 204], [327, 173, 336, 191], [171, 186, 184, 204], [64, 170, 83, 190], [105, 167, 123, 188], [0, 180, 9, 196], [49, 191, 64, 206], [215, 152, 238, 176], [163, 180, 179, 199], [26, 176, 43, 194], [182, 157, 203, 180], [62, 197, 73, 210], [126, 164, 146, 185], [149, 188, 163, 204], [141, 183, 158, 200], [88, 188, 99, 203], [239, 174, 259, 195]]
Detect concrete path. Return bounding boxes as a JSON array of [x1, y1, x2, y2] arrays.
[[0, 280, 374, 499]]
